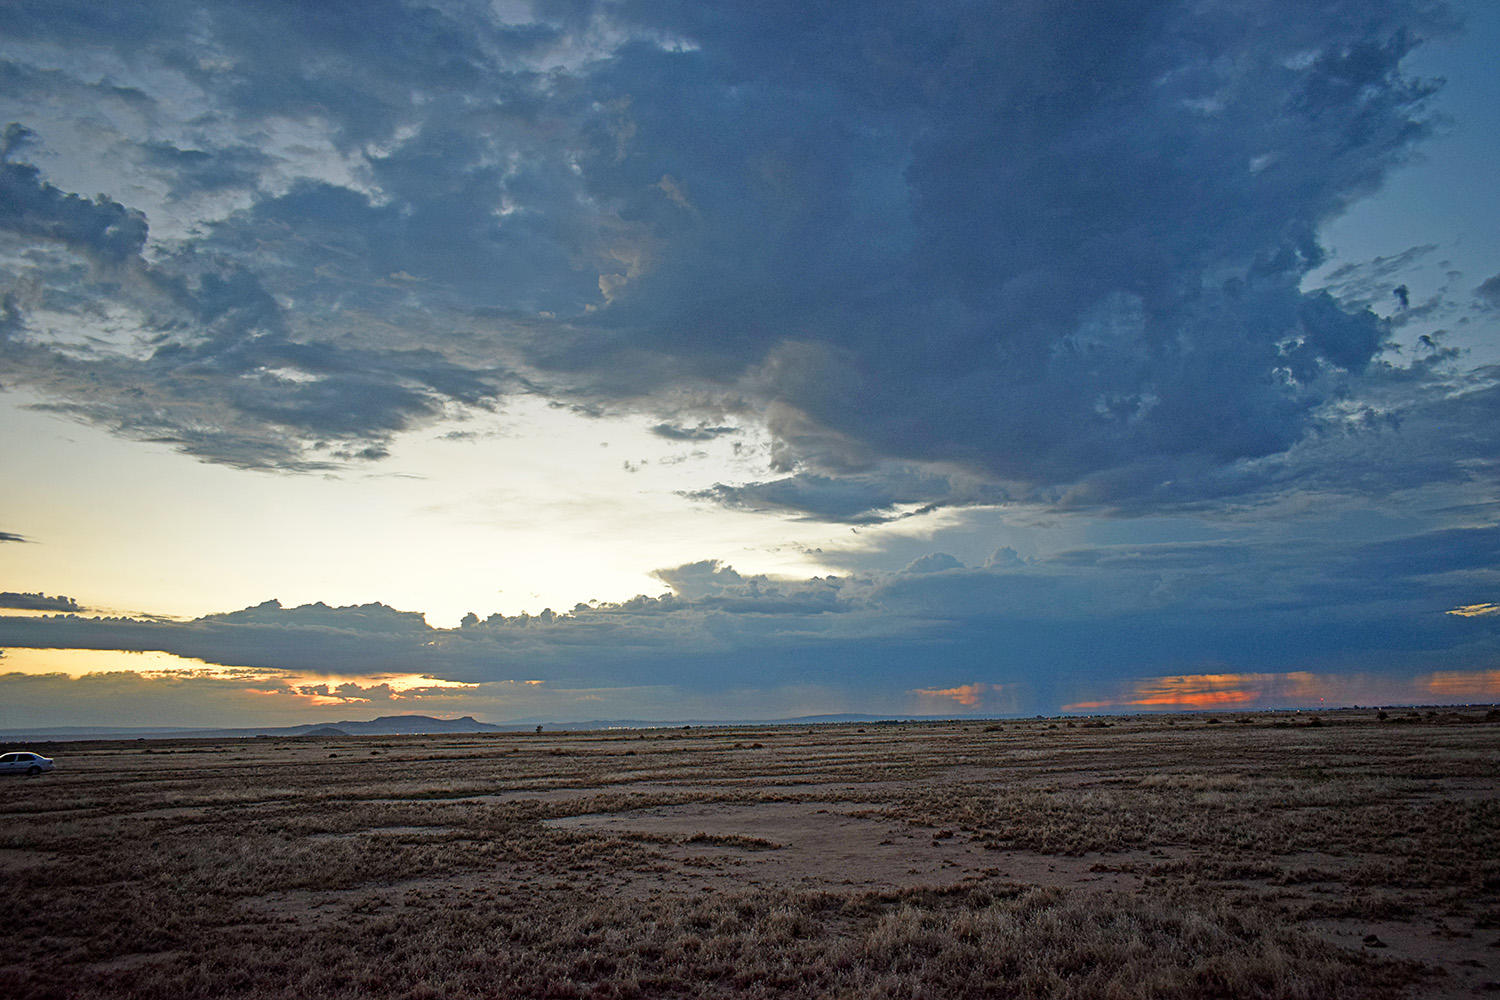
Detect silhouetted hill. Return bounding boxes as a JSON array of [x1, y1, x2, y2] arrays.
[[324, 715, 497, 734], [0, 715, 509, 741]]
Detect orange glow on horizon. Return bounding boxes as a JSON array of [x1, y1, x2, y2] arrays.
[[1423, 669, 1500, 697], [1061, 672, 1267, 711], [912, 681, 1012, 710], [0, 647, 481, 709], [1128, 688, 1258, 707], [1063, 667, 1500, 713], [1061, 671, 1324, 711], [915, 683, 986, 706]]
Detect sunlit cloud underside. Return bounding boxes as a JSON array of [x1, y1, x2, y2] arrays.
[[0, 648, 478, 708], [5, 650, 1498, 730], [2, 1, 1499, 727], [1058, 670, 1500, 713]]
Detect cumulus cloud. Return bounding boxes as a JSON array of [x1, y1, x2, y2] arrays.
[[6, 504, 1499, 719], [901, 553, 964, 575], [0, 592, 81, 612], [200, 598, 429, 632], [985, 547, 1027, 570]]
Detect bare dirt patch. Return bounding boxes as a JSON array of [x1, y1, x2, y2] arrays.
[[545, 799, 1164, 897]]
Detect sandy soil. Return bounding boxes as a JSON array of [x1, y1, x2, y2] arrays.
[[545, 799, 1165, 896]]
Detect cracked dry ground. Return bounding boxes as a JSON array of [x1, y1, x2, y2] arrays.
[[2, 712, 1498, 999]]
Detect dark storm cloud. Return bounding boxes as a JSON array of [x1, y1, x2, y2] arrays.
[[0, 0, 1487, 515], [1005, 350, 1498, 516], [0, 532, 28, 543], [564, 0, 1455, 499]]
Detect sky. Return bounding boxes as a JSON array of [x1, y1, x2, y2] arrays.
[[2, 0, 1499, 728]]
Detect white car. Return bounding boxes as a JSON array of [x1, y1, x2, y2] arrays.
[[0, 751, 54, 776]]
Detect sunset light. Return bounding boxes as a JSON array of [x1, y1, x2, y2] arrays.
[[2, 0, 1497, 728], [4, 2, 1499, 996]]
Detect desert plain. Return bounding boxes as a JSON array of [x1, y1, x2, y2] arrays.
[[2, 709, 1497, 999]]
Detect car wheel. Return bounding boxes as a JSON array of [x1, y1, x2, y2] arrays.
[[26, 766, 40, 776]]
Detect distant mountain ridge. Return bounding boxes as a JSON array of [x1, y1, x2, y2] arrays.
[[288, 715, 499, 735], [2, 712, 953, 742], [6, 707, 1493, 744], [0, 714, 509, 742]]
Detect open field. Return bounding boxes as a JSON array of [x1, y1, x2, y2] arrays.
[[2, 709, 1497, 999]]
